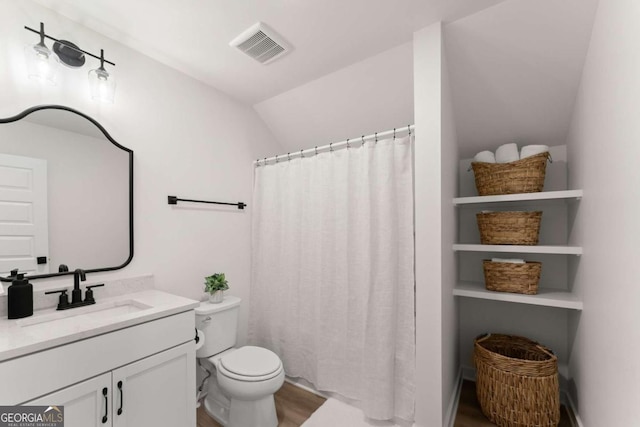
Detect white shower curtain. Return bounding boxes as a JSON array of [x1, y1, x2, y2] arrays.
[[249, 135, 415, 421]]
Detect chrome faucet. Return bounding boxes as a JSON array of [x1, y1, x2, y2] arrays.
[[45, 269, 104, 310]]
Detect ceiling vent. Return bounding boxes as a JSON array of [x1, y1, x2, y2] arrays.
[[229, 22, 291, 65]]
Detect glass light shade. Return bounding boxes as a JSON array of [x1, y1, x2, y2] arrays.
[[24, 42, 58, 85], [88, 67, 116, 103]]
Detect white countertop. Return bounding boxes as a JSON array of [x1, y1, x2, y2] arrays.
[[0, 290, 199, 362]]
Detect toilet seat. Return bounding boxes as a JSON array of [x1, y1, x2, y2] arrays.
[[217, 346, 283, 382]]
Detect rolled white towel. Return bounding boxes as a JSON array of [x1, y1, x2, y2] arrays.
[[520, 144, 549, 159], [491, 258, 526, 264], [473, 150, 496, 163], [495, 143, 519, 163]]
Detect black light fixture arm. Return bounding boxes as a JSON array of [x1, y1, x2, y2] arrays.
[[168, 195, 246, 210], [36, 22, 46, 46], [25, 23, 116, 67]]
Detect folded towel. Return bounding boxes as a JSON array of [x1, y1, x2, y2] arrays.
[[520, 144, 549, 159], [491, 258, 526, 264], [473, 150, 496, 163], [495, 143, 520, 163]]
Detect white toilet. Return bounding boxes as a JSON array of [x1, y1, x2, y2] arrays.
[[196, 296, 284, 427]]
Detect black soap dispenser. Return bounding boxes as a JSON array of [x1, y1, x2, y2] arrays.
[[8, 272, 33, 319]]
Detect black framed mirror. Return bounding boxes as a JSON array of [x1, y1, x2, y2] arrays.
[[0, 105, 133, 282]]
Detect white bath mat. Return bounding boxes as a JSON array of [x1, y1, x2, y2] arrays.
[[301, 398, 406, 427]]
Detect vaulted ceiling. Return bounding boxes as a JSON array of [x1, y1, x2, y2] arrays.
[[33, 0, 508, 104], [31, 0, 600, 157], [445, 0, 600, 156]]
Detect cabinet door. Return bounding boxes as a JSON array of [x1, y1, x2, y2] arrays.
[[26, 372, 112, 427], [112, 342, 195, 427]]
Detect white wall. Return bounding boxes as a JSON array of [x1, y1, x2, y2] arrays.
[[254, 42, 414, 152], [440, 41, 459, 425], [565, 0, 640, 424], [0, 0, 282, 345], [413, 22, 461, 426]]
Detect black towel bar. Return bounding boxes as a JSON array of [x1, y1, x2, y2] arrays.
[[167, 195, 246, 210]]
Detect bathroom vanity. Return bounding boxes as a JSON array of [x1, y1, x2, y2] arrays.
[[0, 290, 199, 427]]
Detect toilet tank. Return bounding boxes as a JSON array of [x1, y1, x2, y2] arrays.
[[195, 295, 241, 358]]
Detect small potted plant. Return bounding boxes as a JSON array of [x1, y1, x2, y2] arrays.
[[204, 273, 229, 303]]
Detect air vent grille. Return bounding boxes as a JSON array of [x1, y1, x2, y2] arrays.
[[230, 23, 291, 64]]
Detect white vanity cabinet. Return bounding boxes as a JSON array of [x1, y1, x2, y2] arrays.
[[0, 293, 198, 427], [111, 343, 194, 427], [26, 343, 194, 427], [27, 373, 112, 427]]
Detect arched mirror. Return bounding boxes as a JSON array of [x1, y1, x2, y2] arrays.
[[0, 105, 133, 282]]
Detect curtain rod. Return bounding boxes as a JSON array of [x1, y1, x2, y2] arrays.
[[254, 125, 415, 166]]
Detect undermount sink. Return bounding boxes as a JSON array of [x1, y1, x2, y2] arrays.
[[17, 299, 153, 328]]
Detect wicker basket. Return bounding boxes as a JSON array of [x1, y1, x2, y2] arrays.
[[477, 211, 542, 245], [472, 152, 550, 196], [483, 260, 542, 295], [474, 334, 560, 427]]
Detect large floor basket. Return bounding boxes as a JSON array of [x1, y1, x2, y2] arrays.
[[474, 333, 560, 427]]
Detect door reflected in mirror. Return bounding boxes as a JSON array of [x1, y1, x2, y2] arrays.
[[0, 106, 133, 280]]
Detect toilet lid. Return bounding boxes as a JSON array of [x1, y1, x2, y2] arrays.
[[219, 346, 282, 377]]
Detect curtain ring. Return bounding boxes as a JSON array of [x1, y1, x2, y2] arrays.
[[393, 128, 396, 140], [346, 139, 350, 149], [330, 143, 334, 152], [361, 135, 365, 146], [275, 154, 279, 163], [264, 157, 267, 165], [315, 146, 318, 156], [375, 132, 378, 143], [256, 158, 260, 166], [287, 152, 291, 161], [408, 124, 411, 136], [300, 149, 304, 158]]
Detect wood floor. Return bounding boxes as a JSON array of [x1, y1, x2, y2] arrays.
[[454, 380, 573, 427], [197, 381, 326, 427], [198, 379, 573, 426]]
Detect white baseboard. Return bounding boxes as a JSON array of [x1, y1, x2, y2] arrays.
[[284, 376, 328, 399], [562, 391, 584, 427], [461, 364, 476, 382], [444, 368, 463, 427]]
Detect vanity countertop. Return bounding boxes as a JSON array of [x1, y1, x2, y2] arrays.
[[0, 290, 199, 363]]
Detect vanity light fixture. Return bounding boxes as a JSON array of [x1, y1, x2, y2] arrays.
[[24, 22, 116, 103]]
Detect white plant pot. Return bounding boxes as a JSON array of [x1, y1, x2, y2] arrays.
[[208, 291, 224, 303]]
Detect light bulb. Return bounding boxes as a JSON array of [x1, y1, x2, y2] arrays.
[[88, 66, 116, 103], [24, 42, 58, 85]]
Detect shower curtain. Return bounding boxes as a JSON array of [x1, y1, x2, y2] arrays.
[[249, 135, 415, 421]]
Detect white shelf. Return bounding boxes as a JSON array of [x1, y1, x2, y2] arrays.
[[453, 282, 583, 310], [453, 244, 582, 255], [453, 189, 583, 205]]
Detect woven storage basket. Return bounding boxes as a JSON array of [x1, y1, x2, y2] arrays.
[[477, 211, 542, 245], [474, 334, 560, 427], [472, 152, 550, 196], [483, 260, 542, 295]]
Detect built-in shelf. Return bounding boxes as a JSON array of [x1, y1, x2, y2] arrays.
[[453, 244, 582, 255], [453, 282, 583, 310], [453, 189, 583, 206]]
